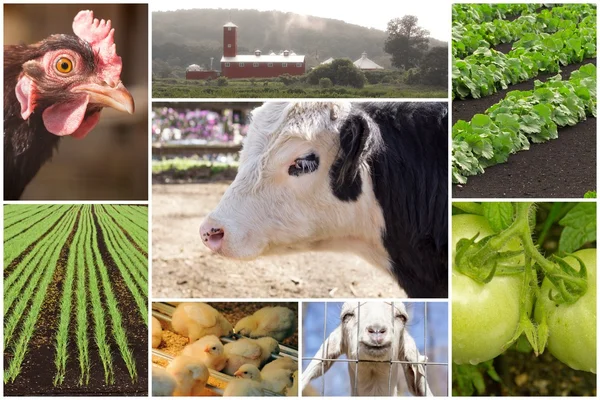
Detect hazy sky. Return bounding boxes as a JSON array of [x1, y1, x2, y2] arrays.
[[153, 0, 450, 40]]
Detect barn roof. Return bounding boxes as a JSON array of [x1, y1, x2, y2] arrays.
[[321, 57, 335, 64], [221, 54, 305, 63], [223, 22, 237, 27], [354, 52, 384, 70]]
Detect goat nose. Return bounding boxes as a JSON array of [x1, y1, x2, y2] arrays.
[[200, 219, 225, 252], [367, 325, 387, 343]]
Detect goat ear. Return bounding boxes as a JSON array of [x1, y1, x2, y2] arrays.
[[399, 330, 433, 396], [329, 114, 370, 202], [301, 325, 344, 391]]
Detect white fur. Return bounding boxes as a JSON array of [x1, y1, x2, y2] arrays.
[[201, 101, 390, 273], [301, 302, 434, 396]]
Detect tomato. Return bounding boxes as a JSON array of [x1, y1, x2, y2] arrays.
[[452, 214, 525, 365], [534, 248, 596, 373]]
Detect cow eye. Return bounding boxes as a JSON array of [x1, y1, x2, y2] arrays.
[[288, 153, 319, 177]]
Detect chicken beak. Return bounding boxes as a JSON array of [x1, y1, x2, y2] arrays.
[[74, 81, 135, 114], [234, 371, 242, 377]]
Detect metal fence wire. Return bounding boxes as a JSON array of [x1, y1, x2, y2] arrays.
[[303, 302, 449, 396]]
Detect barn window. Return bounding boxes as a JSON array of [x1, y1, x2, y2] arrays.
[[227, 44, 232, 48], [225, 62, 230, 67], [253, 63, 259, 67], [296, 63, 302, 67], [282, 63, 287, 67], [228, 27, 232, 31], [268, 63, 273, 67], [239, 62, 245, 67]]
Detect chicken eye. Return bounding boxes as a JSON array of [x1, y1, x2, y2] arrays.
[[55, 57, 73, 74], [288, 153, 319, 177]]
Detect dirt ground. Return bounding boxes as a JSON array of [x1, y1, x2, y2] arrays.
[[453, 59, 597, 198], [152, 182, 405, 299]]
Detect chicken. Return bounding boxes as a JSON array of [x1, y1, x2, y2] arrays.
[[235, 306, 297, 342], [181, 334, 227, 371], [165, 355, 210, 396], [4, 10, 134, 200], [223, 337, 280, 375], [171, 302, 233, 342], [151, 366, 177, 396], [152, 316, 163, 348], [261, 356, 298, 375], [223, 379, 264, 396], [286, 370, 298, 396], [234, 364, 294, 394]]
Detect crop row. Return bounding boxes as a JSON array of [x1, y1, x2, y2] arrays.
[[4, 205, 49, 228], [453, 4, 597, 58], [4, 205, 73, 268], [452, 63, 596, 184], [4, 205, 59, 242], [112, 205, 148, 232], [4, 208, 78, 383], [452, 3, 541, 26], [453, 21, 596, 99], [104, 205, 148, 252]]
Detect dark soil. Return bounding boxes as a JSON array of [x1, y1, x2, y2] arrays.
[[453, 117, 596, 198], [483, 350, 596, 396], [453, 58, 597, 198]]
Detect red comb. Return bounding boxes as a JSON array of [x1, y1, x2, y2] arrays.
[[72, 10, 122, 85]]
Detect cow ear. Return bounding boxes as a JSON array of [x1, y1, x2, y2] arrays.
[[329, 114, 369, 201]]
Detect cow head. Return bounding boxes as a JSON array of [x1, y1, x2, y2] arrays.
[[199, 102, 389, 267]]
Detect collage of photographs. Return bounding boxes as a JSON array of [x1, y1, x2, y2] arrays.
[[1, 0, 596, 398]]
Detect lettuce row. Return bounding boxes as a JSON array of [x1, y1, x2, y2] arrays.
[[452, 63, 596, 184], [453, 22, 596, 100], [452, 3, 541, 26], [453, 4, 597, 58]]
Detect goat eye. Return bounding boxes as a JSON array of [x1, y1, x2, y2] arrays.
[[288, 153, 319, 177], [396, 314, 407, 323], [342, 312, 354, 322]]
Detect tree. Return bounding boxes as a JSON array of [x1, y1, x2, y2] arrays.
[[419, 46, 448, 86], [307, 59, 366, 88], [384, 16, 430, 69]]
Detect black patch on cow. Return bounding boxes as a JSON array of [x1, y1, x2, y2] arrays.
[[329, 114, 370, 201], [351, 102, 449, 298]]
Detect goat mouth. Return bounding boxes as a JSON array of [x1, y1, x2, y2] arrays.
[[360, 342, 392, 351]]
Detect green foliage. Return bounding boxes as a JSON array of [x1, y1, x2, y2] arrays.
[[559, 203, 597, 253], [306, 59, 367, 88], [319, 77, 333, 88], [452, 64, 597, 184], [452, 3, 541, 26], [453, 361, 501, 396], [75, 207, 90, 385], [584, 191, 597, 198], [384, 15, 430, 69], [217, 76, 228, 86]]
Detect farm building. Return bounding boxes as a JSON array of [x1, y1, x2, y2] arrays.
[[186, 64, 219, 80], [220, 22, 306, 79], [353, 52, 384, 70]]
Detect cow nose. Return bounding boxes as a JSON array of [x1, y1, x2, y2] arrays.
[[367, 325, 387, 343], [200, 220, 225, 252]]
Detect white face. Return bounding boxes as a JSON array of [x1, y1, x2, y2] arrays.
[[200, 102, 388, 267], [341, 302, 408, 361]]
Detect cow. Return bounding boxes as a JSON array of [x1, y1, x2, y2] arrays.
[[199, 102, 448, 298]]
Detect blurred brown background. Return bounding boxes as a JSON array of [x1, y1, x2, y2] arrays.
[[4, 4, 148, 200]]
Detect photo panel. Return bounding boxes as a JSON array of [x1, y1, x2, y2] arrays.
[[451, 201, 596, 395], [151, 301, 299, 396]]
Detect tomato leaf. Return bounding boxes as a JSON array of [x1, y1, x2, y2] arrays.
[[483, 202, 514, 232], [558, 203, 596, 253]]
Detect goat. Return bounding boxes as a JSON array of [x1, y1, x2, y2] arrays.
[[302, 302, 433, 396]]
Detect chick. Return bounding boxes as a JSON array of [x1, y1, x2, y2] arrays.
[[286, 370, 298, 396], [172, 302, 233, 342], [261, 356, 298, 375], [166, 355, 210, 396], [152, 366, 176, 396], [234, 364, 293, 394], [235, 306, 297, 342], [152, 316, 163, 348], [181, 334, 227, 371], [223, 337, 280, 375], [223, 379, 264, 396]]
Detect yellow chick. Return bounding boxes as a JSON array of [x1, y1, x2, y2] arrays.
[[172, 302, 233, 342], [181, 334, 227, 371], [235, 306, 297, 342], [166, 355, 210, 396]]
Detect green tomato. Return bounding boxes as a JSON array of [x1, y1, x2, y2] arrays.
[[534, 248, 596, 373], [452, 214, 525, 365]]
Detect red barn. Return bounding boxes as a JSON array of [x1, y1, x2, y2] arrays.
[[220, 22, 306, 79]]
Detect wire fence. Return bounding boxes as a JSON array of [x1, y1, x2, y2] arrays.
[[302, 302, 449, 396]]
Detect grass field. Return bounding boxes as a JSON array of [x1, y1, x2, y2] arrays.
[[3, 204, 148, 394], [152, 78, 447, 98]]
